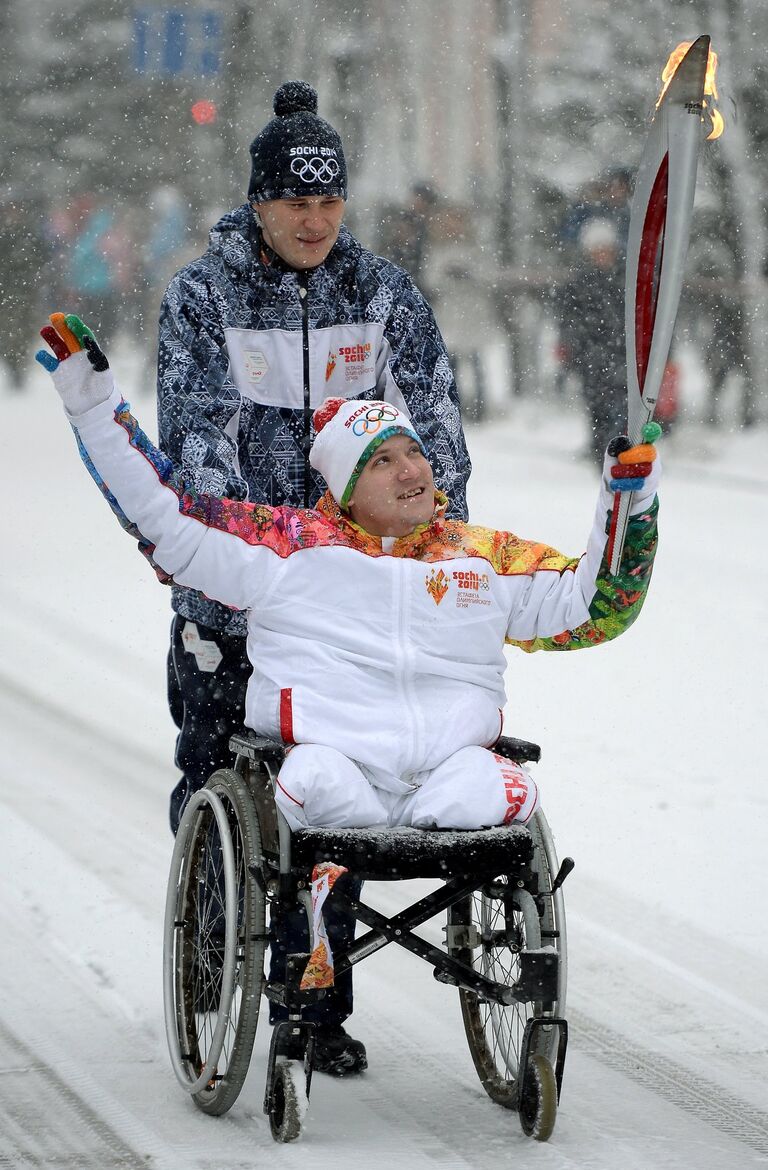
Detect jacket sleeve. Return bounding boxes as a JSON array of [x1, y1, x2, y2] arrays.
[[372, 265, 471, 521], [157, 273, 250, 500], [71, 390, 280, 612], [505, 466, 659, 652]]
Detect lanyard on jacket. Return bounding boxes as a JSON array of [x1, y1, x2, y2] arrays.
[[297, 270, 311, 507]]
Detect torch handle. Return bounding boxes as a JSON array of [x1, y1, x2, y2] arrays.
[[607, 407, 653, 577]]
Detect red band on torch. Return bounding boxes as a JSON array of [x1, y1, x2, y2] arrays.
[[635, 152, 669, 393]]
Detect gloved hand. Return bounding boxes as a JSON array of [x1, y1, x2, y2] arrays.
[[606, 421, 662, 493], [35, 313, 114, 416]]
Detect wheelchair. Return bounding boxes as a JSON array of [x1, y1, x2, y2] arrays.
[[163, 731, 573, 1143]]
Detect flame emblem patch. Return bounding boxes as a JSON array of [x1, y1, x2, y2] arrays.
[[426, 568, 450, 605]]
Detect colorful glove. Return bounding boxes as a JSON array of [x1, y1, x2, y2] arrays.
[[607, 421, 662, 492], [36, 313, 114, 415]]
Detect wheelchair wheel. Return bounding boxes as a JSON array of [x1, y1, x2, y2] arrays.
[[268, 1060, 308, 1143], [451, 810, 566, 1114], [163, 769, 266, 1116], [519, 1053, 558, 1141]]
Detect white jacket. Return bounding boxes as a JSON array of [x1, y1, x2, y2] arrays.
[[69, 388, 659, 790]]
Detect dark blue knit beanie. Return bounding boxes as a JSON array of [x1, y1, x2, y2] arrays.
[[248, 81, 348, 203]]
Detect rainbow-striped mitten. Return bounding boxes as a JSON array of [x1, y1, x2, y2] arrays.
[[36, 313, 113, 414], [607, 422, 662, 492]]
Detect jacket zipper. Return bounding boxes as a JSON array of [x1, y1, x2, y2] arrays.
[[298, 270, 311, 506], [394, 558, 422, 769]]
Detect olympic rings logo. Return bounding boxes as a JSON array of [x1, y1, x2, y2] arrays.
[[290, 156, 341, 184], [350, 405, 399, 436]]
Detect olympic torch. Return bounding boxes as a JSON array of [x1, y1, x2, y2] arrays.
[[607, 35, 721, 574]]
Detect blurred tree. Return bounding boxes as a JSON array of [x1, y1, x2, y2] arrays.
[[1, 0, 764, 412]]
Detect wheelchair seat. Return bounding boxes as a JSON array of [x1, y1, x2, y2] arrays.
[[291, 823, 534, 880]]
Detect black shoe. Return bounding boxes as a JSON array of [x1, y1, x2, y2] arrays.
[[311, 1025, 368, 1076]]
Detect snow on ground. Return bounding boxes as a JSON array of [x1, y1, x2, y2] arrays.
[[1, 353, 767, 1168]]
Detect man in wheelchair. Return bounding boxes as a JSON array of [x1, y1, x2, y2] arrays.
[[38, 314, 660, 1076]]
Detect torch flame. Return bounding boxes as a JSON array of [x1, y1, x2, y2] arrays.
[[706, 105, 724, 141], [656, 41, 724, 140]]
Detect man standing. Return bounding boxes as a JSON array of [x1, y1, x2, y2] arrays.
[[157, 80, 471, 1075], [557, 217, 626, 462]]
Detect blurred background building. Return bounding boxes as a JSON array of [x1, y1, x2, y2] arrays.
[[1, 0, 765, 428]]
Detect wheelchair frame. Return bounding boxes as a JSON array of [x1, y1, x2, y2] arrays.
[[163, 731, 573, 1143]]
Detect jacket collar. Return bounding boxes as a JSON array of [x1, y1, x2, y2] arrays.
[[314, 490, 449, 554]]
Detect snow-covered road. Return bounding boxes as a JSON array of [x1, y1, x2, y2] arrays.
[[2, 369, 767, 1168]]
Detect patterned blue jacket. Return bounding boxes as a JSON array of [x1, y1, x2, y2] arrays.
[[157, 204, 471, 635]]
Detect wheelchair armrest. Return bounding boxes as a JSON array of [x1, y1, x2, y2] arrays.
[[228, 730, 539, 766], [493, 735, 541, 764], [229, 729, 286, 764]]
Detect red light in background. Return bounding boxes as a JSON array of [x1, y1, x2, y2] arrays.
[[191, 100, 217, 125]]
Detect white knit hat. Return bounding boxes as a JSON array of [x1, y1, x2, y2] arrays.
[[579, 216, 618, 252], [309, 397, 426, 508]]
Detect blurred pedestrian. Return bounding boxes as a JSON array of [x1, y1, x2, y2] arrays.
[[425, 202, 498, 420], [705, 297, 754, 428], [687, 238, 755, 429], [130, 185, 196, 392], [140, 185, 193, 328], [377, 182, 439, 294], [557, 217, 626, 460], [64, 195, 123, 350], [0, 192, 48, 390], [559, 166, 632, 263], [600, 166, 632, 254]]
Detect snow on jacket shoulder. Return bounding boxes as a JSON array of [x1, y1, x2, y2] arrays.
[[157, 205, 471, 634], [71, 393, 658, 775]]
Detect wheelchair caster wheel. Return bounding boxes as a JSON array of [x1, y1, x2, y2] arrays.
[[518, 1054, 557, 1142], [269, 1060, 308, 1143]]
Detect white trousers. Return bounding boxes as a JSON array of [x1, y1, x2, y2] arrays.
[[274, 744, 539, 832]]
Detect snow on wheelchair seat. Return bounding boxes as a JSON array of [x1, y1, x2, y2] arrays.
[[290, 823, 534, 879]]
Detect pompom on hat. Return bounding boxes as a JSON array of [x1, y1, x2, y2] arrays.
[[248, 81, 348, 203], [309, 398, 427, 509], [579, 216, 618, 252]]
